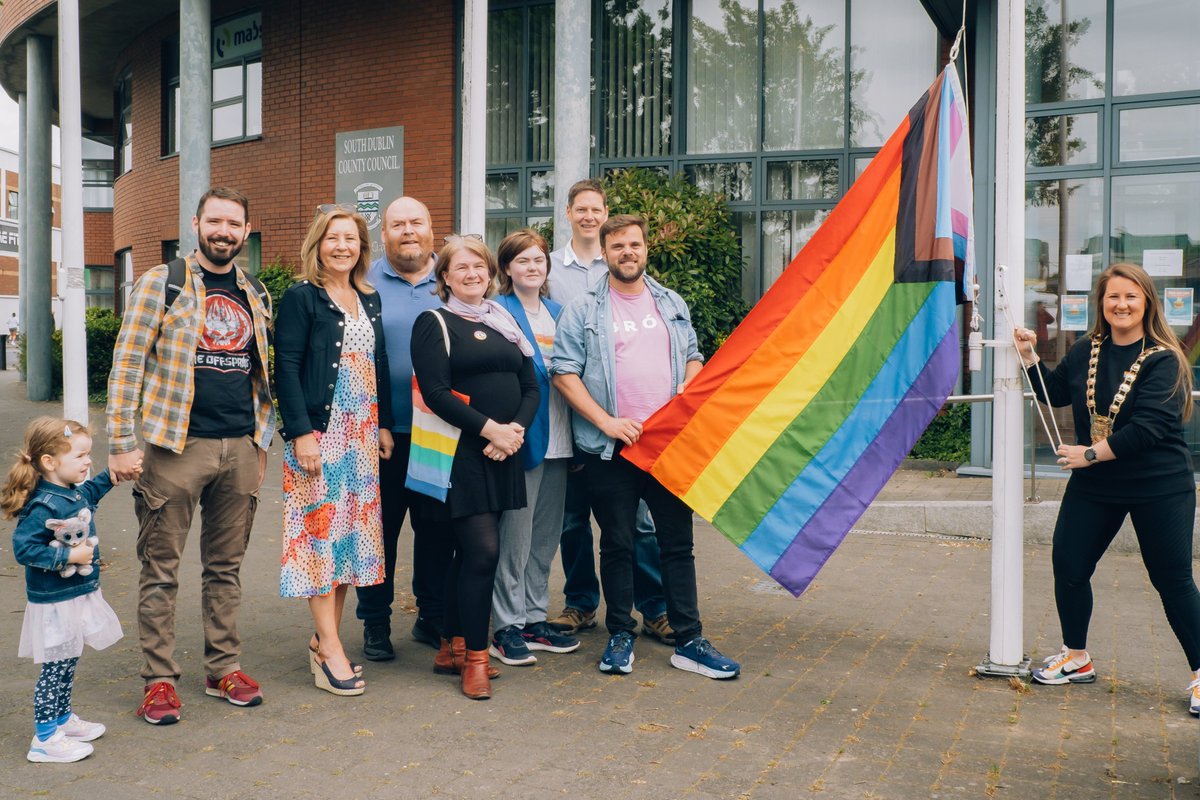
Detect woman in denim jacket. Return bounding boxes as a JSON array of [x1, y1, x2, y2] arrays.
[[1, 417, 123, 763]]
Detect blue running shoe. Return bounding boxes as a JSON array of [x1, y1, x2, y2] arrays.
[[489, 626, 537, 666], [522, 621, 581, 653], [599, 631, 636, 674], [671, 637, 740, 679]]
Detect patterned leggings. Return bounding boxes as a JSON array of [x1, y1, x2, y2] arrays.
[[34, 658, 78, 725]]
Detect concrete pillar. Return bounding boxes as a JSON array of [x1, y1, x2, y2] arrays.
[[179, 0, 211, 252], [459, 0, 486, 234], [24, 36, 54, 401], [59, 0, 89, 423], [552, 0, 591, 250], [17, 92, 27, 346]]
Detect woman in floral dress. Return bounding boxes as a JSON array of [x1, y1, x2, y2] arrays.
[[275, 205, 394, 696]]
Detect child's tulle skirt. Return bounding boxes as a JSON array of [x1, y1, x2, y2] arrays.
[[19, 589, 123, 663]]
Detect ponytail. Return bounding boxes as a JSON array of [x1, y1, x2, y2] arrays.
[[0, 451, 39, 518]]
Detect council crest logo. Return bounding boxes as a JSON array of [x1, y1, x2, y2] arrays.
[[355, 183, 383, 230]]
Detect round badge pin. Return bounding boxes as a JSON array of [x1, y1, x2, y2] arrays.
[[474, 330, 488, 341]]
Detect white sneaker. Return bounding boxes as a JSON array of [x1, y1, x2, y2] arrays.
[[58, 713, 106, 742], [26, 731, 94, 763]]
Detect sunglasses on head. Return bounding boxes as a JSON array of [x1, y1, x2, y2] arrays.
[[316, 202, 359, 215], [443, 233, 484, 244]]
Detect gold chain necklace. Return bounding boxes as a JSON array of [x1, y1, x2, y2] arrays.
[[1085, 335, 1165, 442]]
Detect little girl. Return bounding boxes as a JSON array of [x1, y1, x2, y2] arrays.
[[1, 417, 123, 763]]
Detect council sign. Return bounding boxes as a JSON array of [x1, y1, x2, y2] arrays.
[[335, 126, 405, 259]]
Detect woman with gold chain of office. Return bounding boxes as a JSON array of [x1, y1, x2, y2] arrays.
[[1015, 262, 1200, 714]]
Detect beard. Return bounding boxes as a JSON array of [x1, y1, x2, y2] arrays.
[[609, 257, 647, 285], [198, 234, 244, 267], [386, 241, 433, 275]]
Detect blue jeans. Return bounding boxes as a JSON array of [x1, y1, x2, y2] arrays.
[[558, 464, 666, 619]]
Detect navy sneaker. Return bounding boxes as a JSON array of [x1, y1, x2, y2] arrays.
[[599, 631, 636, 674], [671, 637, 740, 679], [522, 621, 581, 653], [489, 626, 536, 666]]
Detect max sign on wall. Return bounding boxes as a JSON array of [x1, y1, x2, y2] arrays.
[[214, 11, 262, 62], [335, 126, 405, 259]]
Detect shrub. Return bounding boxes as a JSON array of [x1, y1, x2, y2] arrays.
[[38, 308, 122, 402], [602, 168, 748, 357], [257, 257, 298, 320], [908, 402, 970, 463]]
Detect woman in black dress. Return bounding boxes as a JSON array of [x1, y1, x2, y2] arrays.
[[1015, 262, 1200, 713], [410, 236, 538, 699]]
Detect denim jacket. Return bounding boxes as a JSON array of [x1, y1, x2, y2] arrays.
[[12, 472, 113, 603], [550, 272, 702, 459]]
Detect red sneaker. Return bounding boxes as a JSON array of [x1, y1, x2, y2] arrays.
[[136, 682, 181, 725], [205, 669, 263, 707]]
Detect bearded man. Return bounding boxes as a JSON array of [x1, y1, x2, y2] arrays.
[[108, 187, 273, 724]]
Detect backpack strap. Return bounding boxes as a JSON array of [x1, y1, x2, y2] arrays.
[[164, 257, 188, 311]]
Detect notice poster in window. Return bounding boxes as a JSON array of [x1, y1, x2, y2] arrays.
[[1164, 287, 1194, 327], [1063, 254, 1095, 292], [1060, 295, 1089, 331], [1143, 249, 1183, 277]]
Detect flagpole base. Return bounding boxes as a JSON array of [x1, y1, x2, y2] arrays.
[[975, 654, 1032, 680]]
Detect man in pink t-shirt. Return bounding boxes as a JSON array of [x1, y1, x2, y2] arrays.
[[551, 215, 742, 681]]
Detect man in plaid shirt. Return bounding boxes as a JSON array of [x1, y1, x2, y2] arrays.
[[107, 187, 274, 725]]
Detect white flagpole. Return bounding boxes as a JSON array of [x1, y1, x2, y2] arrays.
[[59, 0, 88, 425], [977, 0, 1031, 678]]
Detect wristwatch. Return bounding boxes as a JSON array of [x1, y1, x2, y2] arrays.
[[1083, 447, 1097, 463]]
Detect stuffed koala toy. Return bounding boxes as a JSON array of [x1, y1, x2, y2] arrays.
[[45, 508, 99, 578]]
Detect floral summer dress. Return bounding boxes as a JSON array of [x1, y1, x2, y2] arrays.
[[280, 295, 385, 597]]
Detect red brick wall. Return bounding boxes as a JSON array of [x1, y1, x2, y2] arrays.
[[84, 211, 112, 267], [112, 0, 457, 278]]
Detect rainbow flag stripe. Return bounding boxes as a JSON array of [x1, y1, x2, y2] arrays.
[[622, 67, 975, 596]]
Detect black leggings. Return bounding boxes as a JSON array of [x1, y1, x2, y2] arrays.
[[1053, 487, 1200, 669], [442, 512, 501, 652]]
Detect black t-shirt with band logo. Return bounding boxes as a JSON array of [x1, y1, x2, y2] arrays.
[[188, 265, 257, 439]]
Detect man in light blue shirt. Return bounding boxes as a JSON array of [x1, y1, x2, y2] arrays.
[[356, 196, 448, 661], [545, 180, 671, 646]]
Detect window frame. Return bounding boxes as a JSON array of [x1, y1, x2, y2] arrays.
[[114, 68, 133, 177]]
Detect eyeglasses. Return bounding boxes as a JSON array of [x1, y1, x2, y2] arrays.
[[443, 233, 484, 244], [316, 203, 359, 215]]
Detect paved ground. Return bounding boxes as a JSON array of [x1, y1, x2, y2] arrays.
[[0, 369, 1196, 799]]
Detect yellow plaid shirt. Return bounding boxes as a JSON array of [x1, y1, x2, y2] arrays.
[[106, 256, 276, 455]]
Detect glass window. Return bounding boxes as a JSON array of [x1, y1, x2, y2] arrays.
[[849, 0, 938, 147], [1025, 0, 1106, 103], [1119, 104, 1200, 162], [162, 240, 179, 263], [600, 0, 673, 159], [762, 208, 831, 291], [6, 190, 16, 220], [485, 217, 524, 249], [685, 162, 753, 202], [530, 169, 554, 209], [1113, 0, 1200, 97], [687, 0, 758, 154], [115, 70, 133, 176], [853, 156, 873, 183], [210, 61, 261, 144], [528, 5, 554, 162], [763, 0, 844, 151], [1110, 173, 1200, 269], [488, 9, 524, 165], [486, 172, 520, 210], [1025, 113, 1099, 167], [236, 232, 262, 275], [118, 249, 134, 312], [82, 159, 114, 210], [766, 160, 839, 201], [84, 266, 115, 310], [162, 39, 180, 156]]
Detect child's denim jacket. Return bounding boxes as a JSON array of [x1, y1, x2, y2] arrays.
[[12, 472, 113, 603]]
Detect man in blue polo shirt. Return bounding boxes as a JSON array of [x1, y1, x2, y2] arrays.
[[357, 196, 448, 661]]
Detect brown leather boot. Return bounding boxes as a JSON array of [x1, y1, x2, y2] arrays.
[[433, 638, 456, 674], [461, 649, 492, 700], [449, 636, 500, 679]]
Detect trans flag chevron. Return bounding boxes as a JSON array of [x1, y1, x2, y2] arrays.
[[621, 66, 975, 597]]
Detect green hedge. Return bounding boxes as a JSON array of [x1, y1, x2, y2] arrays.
[[908, 402, 970, 463]]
